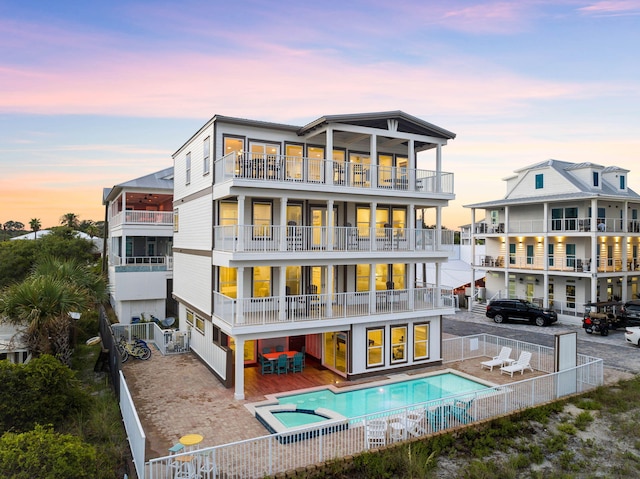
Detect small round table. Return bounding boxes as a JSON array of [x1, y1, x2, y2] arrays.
[[179, 433, 204, 451]]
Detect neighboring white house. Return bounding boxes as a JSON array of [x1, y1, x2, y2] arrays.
[[171, 111, 457, 400], [465, 160, 640, 320], [0, 322, 30, 364], [102, 167, 176, 323]]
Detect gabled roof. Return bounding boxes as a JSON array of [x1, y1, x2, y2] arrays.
[[465, 159, 639, 209], [103, 167, 174, 203], [298, 111, 457, 140]]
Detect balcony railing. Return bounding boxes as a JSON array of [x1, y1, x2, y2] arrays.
[[475, 217, 640, 235], [112, 255, 173, 271], [214, 225, 454, 253], [476, 255, 640, 273], [110, 210, 174, 227], [212, 286, 455, 327], [215, 152, 454, 195]]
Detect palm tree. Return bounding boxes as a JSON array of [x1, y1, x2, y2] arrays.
[[0, 275, 87, 365], [29, 218, 41, 239], [0, 257, 107, 365], [60, 213, 80, 229]]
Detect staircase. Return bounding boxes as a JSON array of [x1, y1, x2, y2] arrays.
[[469, 301, 487, 316]]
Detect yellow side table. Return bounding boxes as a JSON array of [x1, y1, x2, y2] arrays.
[[179, 433, 204, 451]]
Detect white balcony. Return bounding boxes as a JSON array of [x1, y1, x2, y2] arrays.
[[214, 225, 454, 254], [212, 286, 455, 328], [110, 210, 174, 227], [215, 152, 454, 195], [112, 255, 173, 271]]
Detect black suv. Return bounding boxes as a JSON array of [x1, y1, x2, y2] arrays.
[[486, 299, 558, 327], [621, 300, 640, 327]]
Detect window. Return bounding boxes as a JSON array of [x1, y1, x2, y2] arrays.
[[509, 243, 516, 265], [185, 152, 191, 185], [366, 328, 384, 367], [593, 171, 599, 187], [413, 323, 429, 360], [551, 207, 578, 231], [620, 175, 626, 190], [203, 137, 210, 175], [526, 244, 534, 265], [186, 310, 194, 326], [253, 202, 272, 237], [307, 146, 325, 182], [285, 266, 301, 295], [219, 267, 237, 298], [535, 174, 543, 189], [253, 266, 271, 297], [548, 243, 554, 267], [173, 209, 179, 233], [548, 282, 554, 308], [356, 264, 370, 292], [390, 325, 407, 363], [195, 315, 205, 334]]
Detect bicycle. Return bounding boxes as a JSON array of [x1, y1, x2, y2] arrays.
[[118, 336, 152, 362]]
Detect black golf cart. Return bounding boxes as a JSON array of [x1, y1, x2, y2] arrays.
[[582, 301, 625, 336]]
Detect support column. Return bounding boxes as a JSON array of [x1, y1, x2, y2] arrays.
[[237, 195, 246, 252], [326, 127, 334, 186], [234, 337, 245, 400], [435, 144, 442, 193], [370, 202, 377, 251], [370, 262, 376, 313], [408, 203, 415, 251], [435, 206, 442, 250], [280, 197, 288, 252], [369, 134, 377, 188], [470, 208, 476, 310], [326, 265, 333, 317], [408, 262, 415, 309], [279, 265, 287, 321], [327, 199, 334, 251], [408, 139, 416, 191], [236, 266, 245, 324]]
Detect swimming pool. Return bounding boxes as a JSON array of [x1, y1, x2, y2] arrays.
[[278, 372, 487, 418], [253, 370, 491, 436]]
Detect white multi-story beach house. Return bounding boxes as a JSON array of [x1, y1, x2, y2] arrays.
[[465, 160, 640, 319], [171, 111, 458, 400], [103, 167, 176, 323]]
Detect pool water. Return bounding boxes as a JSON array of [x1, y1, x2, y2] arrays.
[[277, 372, 487, 419], [273, 411, 330, 428]]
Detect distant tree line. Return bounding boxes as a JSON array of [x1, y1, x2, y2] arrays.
[[1, 213, 105, 241]]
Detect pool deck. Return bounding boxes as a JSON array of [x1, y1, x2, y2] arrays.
[[121, 312, 629, 460]]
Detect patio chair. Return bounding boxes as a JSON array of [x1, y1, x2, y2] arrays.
[[275, 345, 285, 352], [262, 346, 272, 354], [405, 408, 427, 437], [276, 354, 288, 375], [500, 351, 534, 377], [260, 355, 274, 374], [427, 405, 449, 432], [480, 346, 513, 371], [196, 451, 217, 479], [450, 398, 474, 424], [365, 418, 388, 449], [290, 352, 304, 373]]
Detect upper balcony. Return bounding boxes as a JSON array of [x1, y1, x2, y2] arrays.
[[474, 218, 640, 235], [214, 152, 454, 197], [111, 254, 173, 272], [214, 225, 454, 255], [110, 210, 174, 228]]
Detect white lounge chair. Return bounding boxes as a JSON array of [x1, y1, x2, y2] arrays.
[[500, 351, 534, 377], [480, 346, 513, 371]]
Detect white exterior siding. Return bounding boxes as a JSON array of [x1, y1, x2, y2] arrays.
[[173, 251, 211, 315], [174, 196, 212, 251]]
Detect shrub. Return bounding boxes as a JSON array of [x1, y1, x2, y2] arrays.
[[0, 425, 98, 479], [0, 355, 90, 432]]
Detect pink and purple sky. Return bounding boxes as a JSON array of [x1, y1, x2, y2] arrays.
[[1, 0, 639, 229]]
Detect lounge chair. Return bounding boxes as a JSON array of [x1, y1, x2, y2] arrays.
[[365, 418, 388, 449], [500, 351, 534, 377], [480, 346, 513, 371], [450, 398, 474, 424], [427, 405, 449, 432], [405, 408, 427, 437]]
